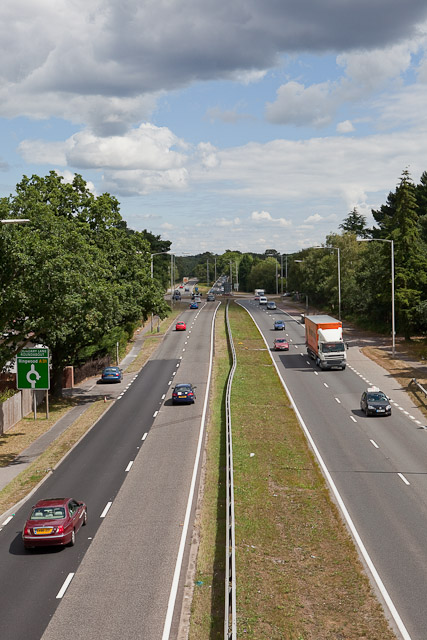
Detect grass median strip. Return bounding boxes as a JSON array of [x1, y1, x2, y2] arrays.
[[190, 301, 395, 639]]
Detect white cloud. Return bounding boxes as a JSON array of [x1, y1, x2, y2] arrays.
[[265, 81, 335, 127], [251, 210, 291, 227], [336, 120, 355, 133]]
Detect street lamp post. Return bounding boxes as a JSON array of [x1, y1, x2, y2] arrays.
[[358, 238, 395, 356]]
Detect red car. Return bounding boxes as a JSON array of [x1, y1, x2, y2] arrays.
[[274, 338, 289, 351], [22, 498, 87, 549], [175, 321, 186, 331]]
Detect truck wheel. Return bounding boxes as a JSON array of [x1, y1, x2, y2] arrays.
[[316, 357, 320, 367]]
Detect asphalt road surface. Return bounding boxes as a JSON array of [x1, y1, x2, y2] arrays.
[[0, 300, 219, 640], [241, 298, 427, 640]]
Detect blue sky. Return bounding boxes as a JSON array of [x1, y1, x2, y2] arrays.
[[1, 1, 427, 254]]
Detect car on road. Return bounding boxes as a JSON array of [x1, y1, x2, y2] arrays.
[[267, 301, 277, 310], [207, 293, 215, 301], [273, 338, 289, 351], [185, 287, 190, 291], [189, 302, 198, 309], [22, 498, 87, 549], [259, 296, 268, 305], [100, 366, 123, 383], [172, 383, 196, 404], [175, 321, 186, 331], [360, 387, 392, 416], [274, 320, 285, 330]]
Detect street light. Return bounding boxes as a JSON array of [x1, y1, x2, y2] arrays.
[[314, 246, 341, 321], [358, 238, 395, 356]]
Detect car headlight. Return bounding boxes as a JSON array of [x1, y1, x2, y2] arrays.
[[367, 405, 375, 410], [386, 405, 391, 410]]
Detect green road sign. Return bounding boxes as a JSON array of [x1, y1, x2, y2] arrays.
[[17, 348, 50, 390]]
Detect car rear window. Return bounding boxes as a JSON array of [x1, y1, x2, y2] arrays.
[[31, 507, 65, 519]]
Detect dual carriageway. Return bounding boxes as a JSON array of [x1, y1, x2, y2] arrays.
[[0, 288, 426, 639]]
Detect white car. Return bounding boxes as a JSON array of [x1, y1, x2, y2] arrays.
[[259, 296, 268, 305]]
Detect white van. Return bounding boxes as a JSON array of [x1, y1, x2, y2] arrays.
[[259, 296, 268, 305]]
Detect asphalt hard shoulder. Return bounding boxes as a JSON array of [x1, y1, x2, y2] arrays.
[[1, 300, 426, 505]]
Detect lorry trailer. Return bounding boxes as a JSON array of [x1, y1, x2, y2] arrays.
[[305, 315, 346, 370]]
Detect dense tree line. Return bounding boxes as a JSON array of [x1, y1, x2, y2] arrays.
[[0, 172, 170, 394], [180, 170, 427, 338]]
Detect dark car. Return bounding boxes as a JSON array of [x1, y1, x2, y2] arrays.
[[274, 320, 285, 330], [22, 498, 87, 549], [267, 301, 277, 310], [101, 366, 122, 383], [360, 387, 392, 416], [189, 302, 198, 309], [207, 294, 215, 301], [274, 338, 289, 351], [172, 383, 196, 404]]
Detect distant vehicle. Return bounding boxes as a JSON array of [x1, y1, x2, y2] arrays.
[[22, 498, 87, 549], [179, 285, 184, 288], [274, 338, 289, 351], [172, 292, 181, 300], [360, 387, 392, 416], [254, 289, 265, 297], [194, 295, 201, 302], [274, 320, 285, 330], [172, 383, 196, 404], [267, 301, 277, 310], [305, 315, 346, 370], [259, 296, 268, 305], [190, 302, 198, 309], [282, 292, 292, 297], [101, 366, 123, 383], [207, 294, 215, 301], [185, 287, 190, 292], [175, 321, 186, 331]]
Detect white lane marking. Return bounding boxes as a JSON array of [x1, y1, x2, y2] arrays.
[[185, 341, 188, 345], [314, 371, 319, 376], [125, 461, 134, 472], [142, 432, 148, 441], [56, 573, 75, 599], [370, 439, 379, 448], [172, 372, 176, 376], [176, 363, 180, 367], [403, 411, 409, 415], [294, 345, 298, 349], [161, 301, 219, 640], [153, 410, 158, 418], [350, 416, 357, 423], [409, 415, 415, 420], [238, 301, 412, 640], [182, 348, 186, 352], [168, 380, 172, 385], [2, 515, 13, 526], [306, 361, 311, 365], [335, 397, 341, 404], [100, 502, 112, 518], [399, 407, 404, 411], [162, 394, 166, 400], [398, 473, 410, 486], [415, 420, 422, 425], [323, 382, 329, 388]]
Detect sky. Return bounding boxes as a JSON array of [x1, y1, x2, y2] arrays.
[[2, 1, 427, 255]]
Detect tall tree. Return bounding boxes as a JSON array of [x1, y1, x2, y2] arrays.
[[339, 207, 369, 237], [0, 172, 168, 394]]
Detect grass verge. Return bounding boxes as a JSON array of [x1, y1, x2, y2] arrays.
[[190, 301, 395, 640], [189, 304, 229, 639], [0, 398, 112, 515]]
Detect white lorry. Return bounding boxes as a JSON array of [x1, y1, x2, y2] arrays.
[[254, 288, 265, 297], [305, 315, 346, 370]]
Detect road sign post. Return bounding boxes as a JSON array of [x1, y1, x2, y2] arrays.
[[17, 348, 50, 420]]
